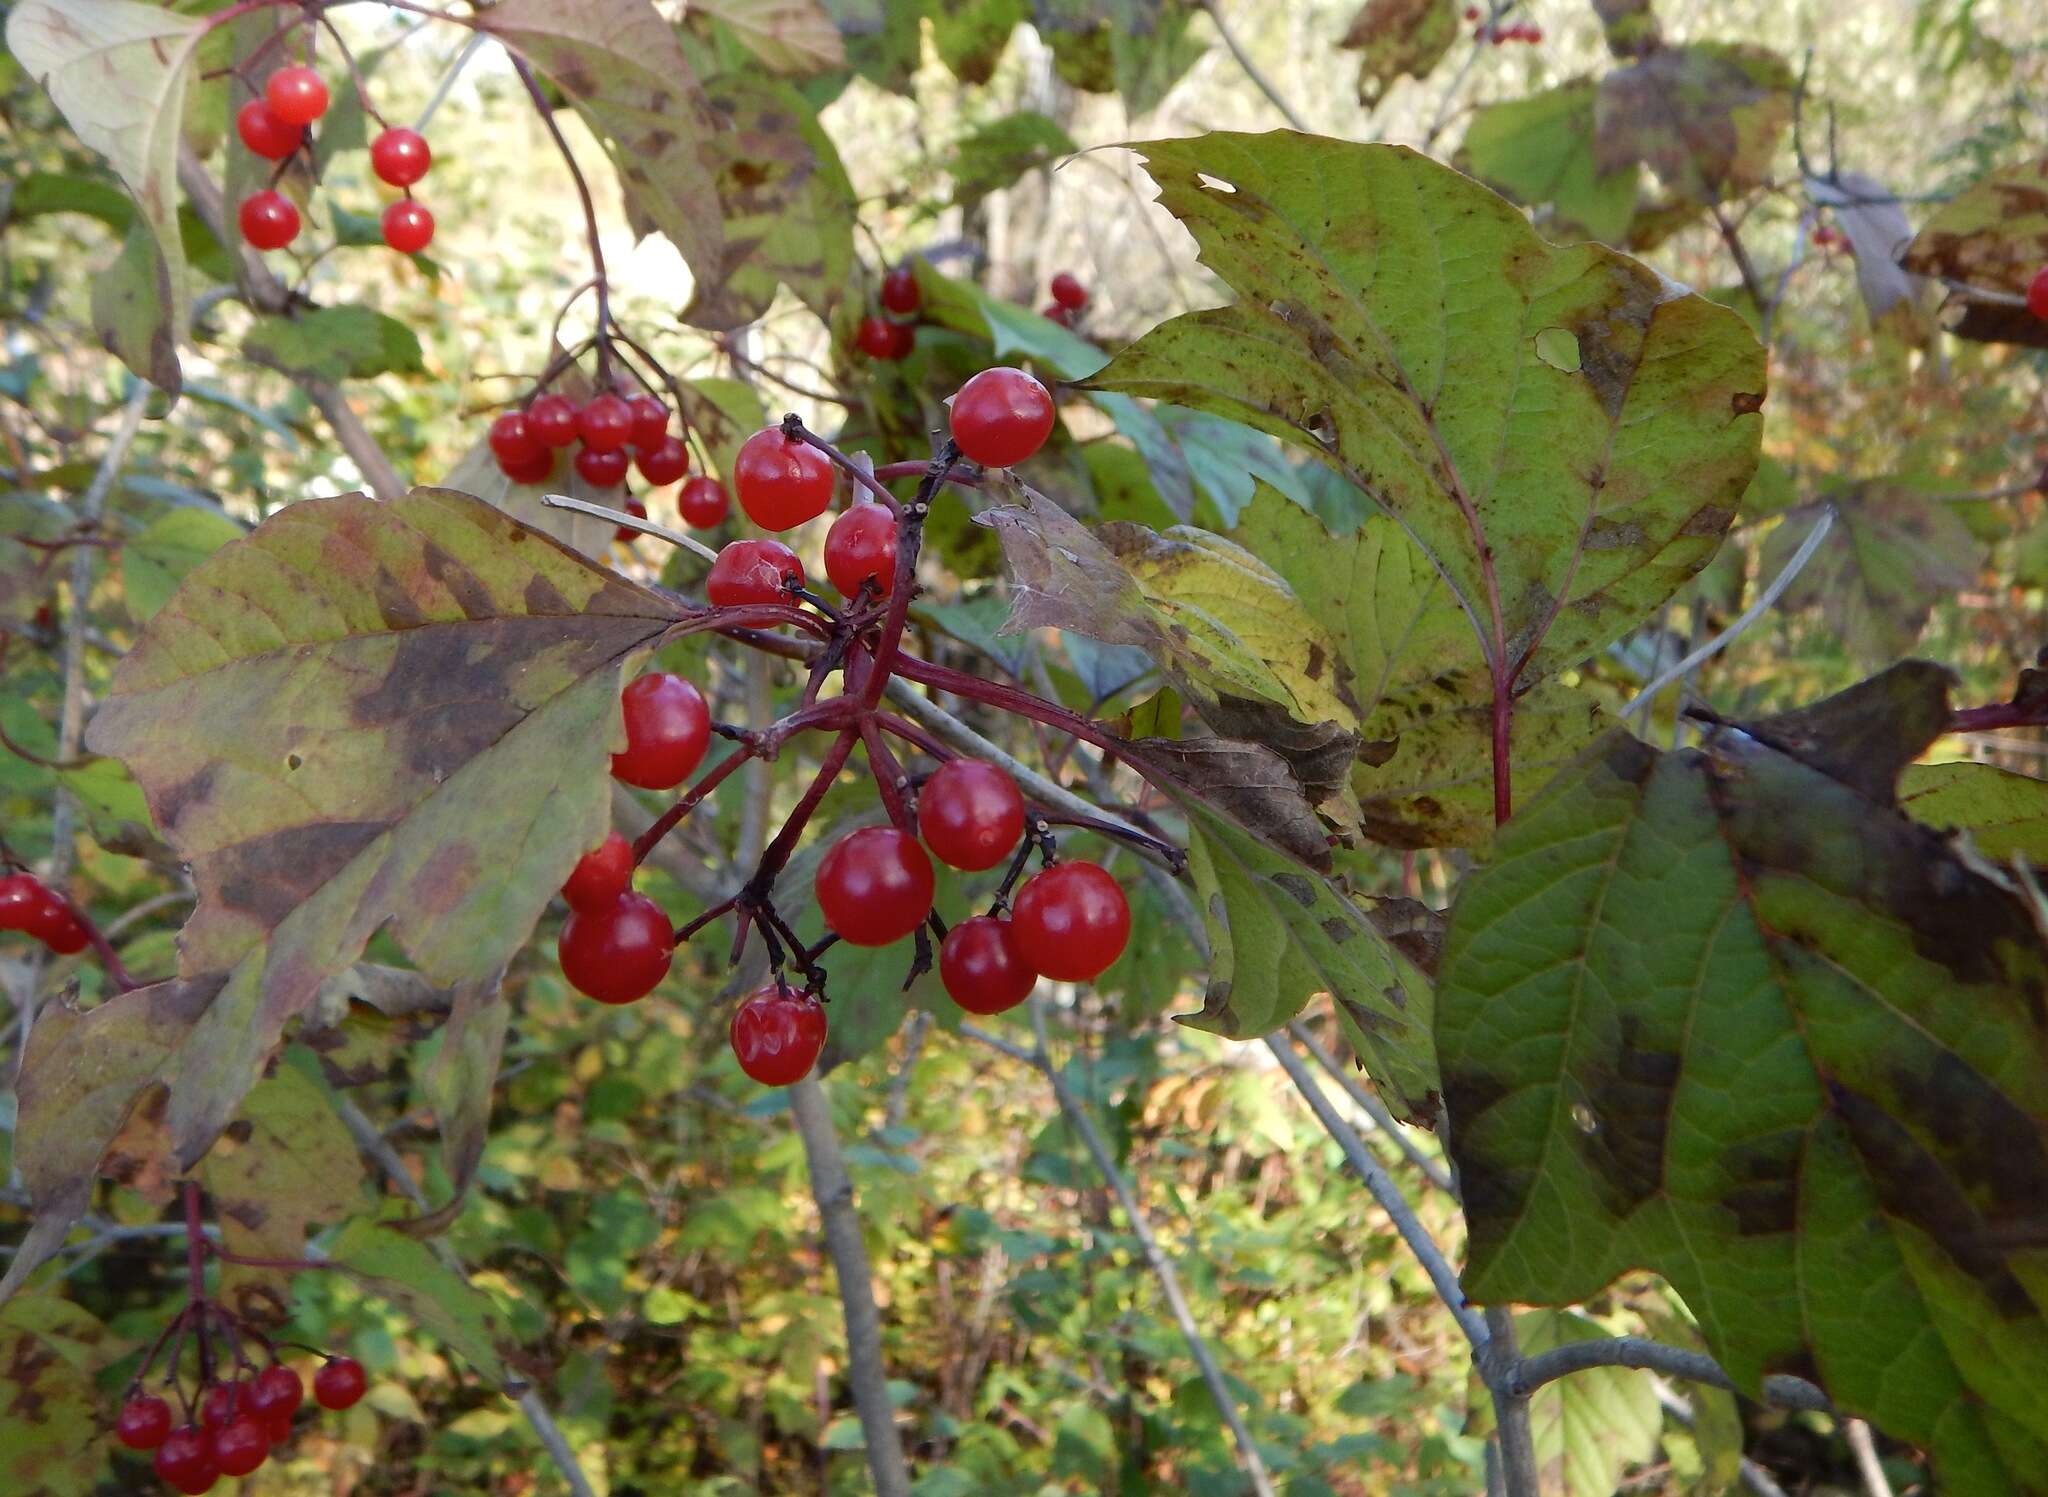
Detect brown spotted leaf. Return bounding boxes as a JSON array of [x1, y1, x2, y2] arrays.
[[1899, 156, 2048, 350], [1593, 43, 1794, 204], [1338, 0, 1457, 107], [0, 1294, 124, 1497], [1092, 134, 1764, 697], [1439, 663, 2048, 1493]]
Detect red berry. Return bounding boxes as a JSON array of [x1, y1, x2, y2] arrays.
[[880, 265, 921, 315], [489, 411, 541, 470], [1010, 862, 1130, 981], [2029, 266, 2048, 321], [733, 428, 835, 530], [1526, 24, 1543, 41], [238, 190, 299, 251], [381, 198, 434, 254], [265, 1409, 295, 1443], [212, 1417, 269, 1477], [1465, 4, 1479, 16], [369, 126, 431, 187], [248, 1366, 304, 1420], [1049, 271, 1088, 311], [857, 314, 906, 360], [636, 436, 690, 486], [116, 1393, 173, 1451], [528, 393, 580, 447], [706, 538, 805, 607], [950, 367, 1055, 468], [575, 444, 630, 488], [887, 320, 917, 359], [1041, 303, 1074, 328], [611, 673, 710, 789], [199, 1380, 250, 1431], [816, 828, 934, 947], [235, 98, 302, 160], [558, 891, 673, 1004], [578, 393, 634, 452], [563, 831, 633, 913], [615, 496, 649, 542], [919, 760, 1024, 871], [939, 916, 1037, 1015], [27, 897, 88, 955], [625, 394, 670, 450], [729, 986, 828, 1086], [153, 1427, 218, 1494], [264, 65, 329, 126], [311, 1356, 367, 1411], [678, 476, 731, 528], [0, 873, 45, 930], [823, 503, 898, 597], [500, 448, 555, 485]]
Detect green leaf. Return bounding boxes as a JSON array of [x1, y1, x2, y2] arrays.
[[1517, 1310, 1662, 1497], [7, 0, 204, 392], [420, 973, 509, 1216], [0, 492, 71, 628], [693, 0, 845, 73], [122, 506, 244, 623], [1093, 134, 1764, 692], [244, 306, 425, 382], [1108, 4, 1206, 116], [1438, 663, 2048, 1494], [0, 1294, 122, 1497], [931, 0, 1022, 84], [1899, 762, 2048, 863], [1339, 0, 1457, 107], [1768, 486, 1982, 662], [1458, 83, 1639, 245], [7, 169, 134, 231], [91, 218, 182, 394], [677, 375, 767, 487], [949, 111, 1076, 203], [1899, 156, 2048, 345], [325, 1219, 512, 1383]]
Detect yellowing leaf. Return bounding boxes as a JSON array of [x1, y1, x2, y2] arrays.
[[692, 0, 845, 73]]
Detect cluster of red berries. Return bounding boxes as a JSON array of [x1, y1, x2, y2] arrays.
[[0, 868, 88, 954], [114, 1356, 367, 1494], [235, 64, 435, 254], [2028, 265, 2048, 320], [1040, 271, 1089, 329], [488, 389, 730, 529], [1464, 7, 1542, 43], [856, 264, 923, 362]]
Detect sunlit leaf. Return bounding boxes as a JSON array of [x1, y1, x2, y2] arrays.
[[1518, 1310, 1664, 1497], [0, 1294, 122, 1497], [122, 505, 243, 622], [243, 306, 425, 383], [325, 1219, 512, 1383], [1459, 84, 1639, 244], [1899, 761, 2048, 863]]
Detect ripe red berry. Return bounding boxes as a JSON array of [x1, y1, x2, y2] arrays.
[[1010, 861, 1130, 981], [153, 1427, 218, 1494], [678, 476, 731, 528], [28, 899, 89, 955], [311, 1356, 367, 1411], [624, 394, 670, 450], [199, 1380, 250, 1431], [1464, 4, 1479, 16], [939, 916, 1037, 1015], [637, 436, 690, 486], [1049, 271, 1088, 311], [734, 428, 835, 530], [919, 760, 1025, 871], [235, 98, 302, 160], [558, 891, 673, 1004], [264, 65, 329, 126], [816, 827, 934, 947], [238, 190, 299, 251], [2029, 265, 2048, 320], [857, 314, 907, 360], [265, 1409, 295, 1443], [615, 496, 649, 541], [611, 673, 710, 789], [823, 503, 897, 597], [528, 393, 580, 447], [0, 872, 43, 928], [500, 448, 555, 485], [579, 393, 634, 452], [706, 538, 805, 607], [381, 198, 434, 254], [886, 320, 916, 359], [729, 986, 828, 1085], [369, 126, 431, 187], [489, 412, 541, 471], [950, 367, 1055, 468], [247, 1366, 304, 1420], [1041, 303, 1074, 328], [115, 1393, 173, 1451], [212, 1417, 270, 1477], [880, 264, 921, 315], [574, 444, 630, 488], [1526, 24, 1543, 41], [563, 831, 633, 913]]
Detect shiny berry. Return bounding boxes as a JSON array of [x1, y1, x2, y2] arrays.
[[248, 1366, 304, 1420], [238, 190, 299, 251], [1041, 303, 1073, 328], [574, 445, 629, 488], [578, 393, 634, 452], [381, 198, 434, 254], [886, 320, 916, 358], [678, 476, 730, 528], [489, 412, 541, 470], [637, 436, 690, 486], [706, 538, 804, 607], [611, 673, 710, 789], [1049, 271, 1088, 311], [235, 98, 301, 160], [950, 367, 1054, 468], [816, 828, 934, 947], [369, 126, 431, 187], [823, 503, 897, 597], [312, 1356, 367, 1411], [115, 1393, 173, 1450], [500, 448, 555, 485], [199, 1380, 250, 1431], [265, 1409, 294, 1443], [615, 496, 649, 541], [625, 394, 669, 450], [940, 917, 1037, 1015], [264, 65, 329, 126], [29, 900, 88, 955], [2030, 266, 2048, 321], [558, 891, 672, 1004], [1010, 861, 1130, 981], [528, 393, 580, 447], [563, 831, 634, 913], [729, 986, 828, 1086], [919, 760, 1024, 871], [880, 265, 921, 315], [212, 1417, 269, 1477], [153, 1427, 218, 1494], [857, 314, 907, 360], [734, 428, 835, 530], [0, 872, 43, 928]]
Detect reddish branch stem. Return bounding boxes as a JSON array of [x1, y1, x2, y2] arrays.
[[1950, 700, 2048, 734]]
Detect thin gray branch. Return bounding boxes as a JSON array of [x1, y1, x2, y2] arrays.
[[1506, 1333, 1831, 1413], [542, 492, 717, 560], [1481, 1307, 1539, 1497], [1287, 1021, 1452, 1193], [1198, 0, 1309, 131], [1845, 1419, 1895, 1497]]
